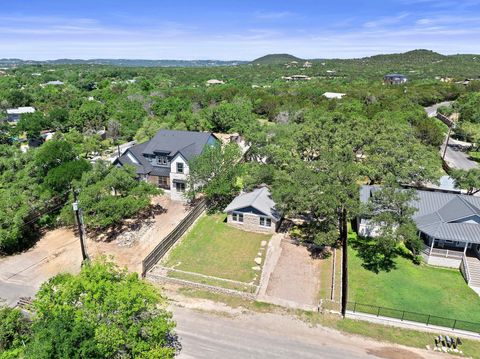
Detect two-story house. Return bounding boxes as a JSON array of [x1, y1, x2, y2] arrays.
[[114, 129, 218, 201]]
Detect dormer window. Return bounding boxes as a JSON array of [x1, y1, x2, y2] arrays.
[[177, 162, 184, 173], [157, 156, 168, 165]]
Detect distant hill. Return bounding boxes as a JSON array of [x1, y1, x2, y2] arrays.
[[0, 58, 248, 68], [365, 49, 446, 63], [251, 54, 303, 65]]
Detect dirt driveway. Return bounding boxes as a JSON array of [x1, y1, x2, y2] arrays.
[[0, 195, 189, 305], [0, 229, 82, 305], [263, 239, 322, 308], [87, 196, 189, 273]]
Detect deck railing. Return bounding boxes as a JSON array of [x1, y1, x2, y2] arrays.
[[423, 244, 464, 259], [460, 254, 471, 284]]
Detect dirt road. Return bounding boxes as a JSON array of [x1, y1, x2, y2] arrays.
[[0, 195, 189, 305], [0, 229, 82, 305], [171, 301, 448, 359]]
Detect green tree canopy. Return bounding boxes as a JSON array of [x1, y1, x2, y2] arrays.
[[25, 260, 177, 358], [188, 142, 243, 209]]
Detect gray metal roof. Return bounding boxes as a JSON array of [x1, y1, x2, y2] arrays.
[[360, 185, 480, 243], [115, 141, 152, 175], [142, 130, 216, 161], [224, 186, 281, 221], [115, 130, 216, 176]]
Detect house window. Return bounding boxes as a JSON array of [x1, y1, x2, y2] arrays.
[[157, 156, 168, 165], [157, 176, 169, 189], [232, 212, 244, 223], [175, 181, 186, 192], [259, 217, 271, 227], [176, 162, 184, 173]]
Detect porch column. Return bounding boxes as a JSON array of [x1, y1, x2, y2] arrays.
[[430, 237, 435, 256], [464, 241, 469, 255]]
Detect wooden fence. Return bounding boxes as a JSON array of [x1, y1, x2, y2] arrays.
[[141, 198, 207, 277]]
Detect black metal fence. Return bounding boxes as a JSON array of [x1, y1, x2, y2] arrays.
[[141, 198, 207, 277], [347, 302, 480, 333]]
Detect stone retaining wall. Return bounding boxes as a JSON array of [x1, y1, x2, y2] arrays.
[[147, 272, 257, 300]]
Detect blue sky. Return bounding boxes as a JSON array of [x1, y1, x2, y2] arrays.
[[1, 0, 480, 60]]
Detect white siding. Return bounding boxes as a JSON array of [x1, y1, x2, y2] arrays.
[[169, 154, 189, 201]]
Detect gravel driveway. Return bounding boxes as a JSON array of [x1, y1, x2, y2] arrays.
[[263, 239, 321, 308]]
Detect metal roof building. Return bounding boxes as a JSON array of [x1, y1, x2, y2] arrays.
[[360, 185, 480, 245]]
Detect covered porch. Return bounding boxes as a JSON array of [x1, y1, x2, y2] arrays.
[[421, 234, 480, 268]]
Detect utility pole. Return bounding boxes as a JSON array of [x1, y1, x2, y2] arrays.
[[341, 209, 348, 317], [73, 190, 88, 263]]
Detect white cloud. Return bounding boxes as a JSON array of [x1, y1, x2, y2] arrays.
[[253, 11, 296, 20]]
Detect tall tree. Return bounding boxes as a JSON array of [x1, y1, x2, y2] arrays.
[[187, 142, 243, 209], [451, 169, 480, 195], [25, 260, 177, 359]]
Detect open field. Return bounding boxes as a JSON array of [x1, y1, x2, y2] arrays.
[[348, 245, 480, 323], [163, 214, 271, 284]]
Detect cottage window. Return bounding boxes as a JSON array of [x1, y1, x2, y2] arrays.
[[177, 162, 184, 173], [259, 217, 271, 227], [232, 212, 244, 223], [175, 182, 186, 192]]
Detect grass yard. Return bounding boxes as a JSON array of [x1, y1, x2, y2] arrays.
[[349, 245, 480, 323], [163, 214, 271, 284], [468, 151, 480, 162]]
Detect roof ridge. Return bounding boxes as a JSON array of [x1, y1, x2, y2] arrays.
[[457, 195, 480, 215], [251, 186, 267, 206]]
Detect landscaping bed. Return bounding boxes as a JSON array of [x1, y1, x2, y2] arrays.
[[162, 214, 271, 287]]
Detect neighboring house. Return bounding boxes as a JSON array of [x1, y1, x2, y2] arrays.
[[206, 79, 225, 85], [359, 185, 480, 269], [114, 129, 218, 201], [323, 92, 346, 99], [384, 74, 408, 85], [282, 75, 311, 81], [5, 106, 36, 123], [43, 80, 64, 86], [224, 186, 281, 233]]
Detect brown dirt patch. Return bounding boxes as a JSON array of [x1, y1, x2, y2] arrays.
[[87, 195, 190, 273], [265, 239, 321, 306], [367, 347, 425, 359]]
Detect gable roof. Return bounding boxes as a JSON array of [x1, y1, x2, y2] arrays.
[[142, 130, 216, 161], [114, 141, 152, 175], [224, 186, 281, 221], [360, 185, 480, 244], [114, 130, 216, 176]]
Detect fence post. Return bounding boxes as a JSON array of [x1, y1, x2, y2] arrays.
[[426, 315, 431, 326], [401, 311, 405, 321], [452, 319, 457, 330], [353, 302, 357, 313], [377, 306, 381, 317]]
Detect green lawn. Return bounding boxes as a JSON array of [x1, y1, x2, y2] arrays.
[[163, 214, 271, 284], [349, 246, 480, 323], [468, 151, 480, 162]]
